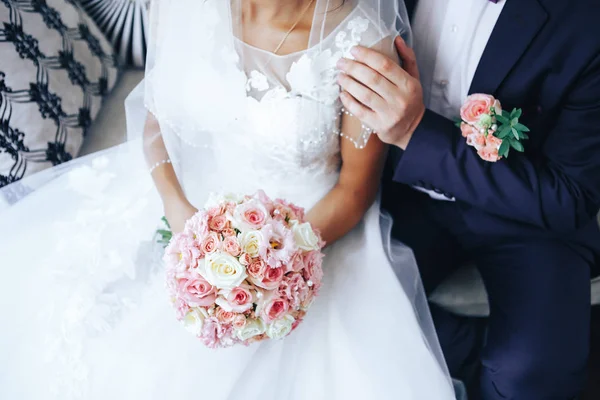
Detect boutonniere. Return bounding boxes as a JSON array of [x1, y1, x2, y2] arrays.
[[456, 94, 530, 162]]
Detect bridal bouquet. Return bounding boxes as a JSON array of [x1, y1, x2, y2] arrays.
[[163, 191, 325, 348]]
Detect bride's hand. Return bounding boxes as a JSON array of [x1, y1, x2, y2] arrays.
[[164, 197, 198, 234]]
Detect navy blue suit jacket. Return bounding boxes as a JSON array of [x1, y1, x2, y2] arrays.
[[387, 0, 600, 260]]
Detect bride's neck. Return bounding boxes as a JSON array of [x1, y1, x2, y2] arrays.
[[242, 0, 312, 22]]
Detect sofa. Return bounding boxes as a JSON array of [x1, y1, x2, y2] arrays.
[[83, 69, 600, 317]]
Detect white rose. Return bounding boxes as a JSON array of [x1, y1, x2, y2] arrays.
[[202, 251, 247, 289], [239, 230, 264, 258], [235, 318, 265, 341], [291, 221, 320, 251], [204, 192, 244, 209], [266, 315, 295, 340], [181, 308, 208, 335]]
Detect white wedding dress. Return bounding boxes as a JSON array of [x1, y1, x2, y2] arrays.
[[0, 1, 455, 399]]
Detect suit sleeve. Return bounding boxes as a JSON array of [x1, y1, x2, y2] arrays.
[[392, 55, 600, 233]]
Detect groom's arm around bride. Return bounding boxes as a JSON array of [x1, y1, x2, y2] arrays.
[[337, 0, 600, 399]]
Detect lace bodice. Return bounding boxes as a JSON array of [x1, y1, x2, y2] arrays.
[[146, 4, 392, 207]]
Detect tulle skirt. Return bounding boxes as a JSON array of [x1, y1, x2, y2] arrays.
[[0, 142, 455, 399]]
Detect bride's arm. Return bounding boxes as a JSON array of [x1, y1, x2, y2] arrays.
[[306, 36, 403, 244], [305, 115, 387, 245], [143, 112, 197, 233]]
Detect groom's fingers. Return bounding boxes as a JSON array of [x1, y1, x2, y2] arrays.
[[349, 45, 409, 88], [337, 73, 386, 112], [336, 58, 397, 101], [339, 91, 377, 126]]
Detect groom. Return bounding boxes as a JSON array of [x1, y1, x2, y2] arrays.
[[337, 0, 600, 399]]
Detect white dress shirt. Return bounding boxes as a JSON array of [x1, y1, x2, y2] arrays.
[[410, 0, 505, 201]]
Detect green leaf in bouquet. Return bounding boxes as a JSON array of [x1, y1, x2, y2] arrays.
[[510, 108, 522, 120], [521, 132, 529, 139], [157, 229, 172, 237], [512, 127, 520, 139], [510, 140, 525, 152], [502, 110, 511, 119], [454, 118, 463, 128], [499, 139, 510, 158], [161, 216, 171, 229]]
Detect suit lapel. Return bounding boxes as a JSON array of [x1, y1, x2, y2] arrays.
[[469, 0, 548, 95]]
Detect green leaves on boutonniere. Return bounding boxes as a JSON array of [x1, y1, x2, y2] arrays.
[[458, 94, 531, 162], [156, 216, 173, 247], [492, 107, 530, 158]]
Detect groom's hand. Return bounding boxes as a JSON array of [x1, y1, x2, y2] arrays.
[[337, 37, 425, 150]]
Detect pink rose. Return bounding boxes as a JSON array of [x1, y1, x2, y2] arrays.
[[302, 251, 324, 287], [225, 286, 254, 313], [239, 253, 252, 266], [201, 232, 221, 254], [260, 296, 289, 323], [209, 214, 229, 232], [289, 252, 305, 273], [216, 307, 235, 324], [207, 206, 224, 218], [222, 236, 242, 257], [247, 259, 266, 279], [177, 273, 217, 307], [272, 199, 305, 222], [184, 211, 209, 242], [222, 228, 237, 238], [233, 199, 269, 230], [251, 266, 284, 290], [232, 314, 247, 329], [460, 94, 501, 126], [278, 273, 309, 309]]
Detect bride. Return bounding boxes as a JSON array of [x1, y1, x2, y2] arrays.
[[0, 0, 456, 398]]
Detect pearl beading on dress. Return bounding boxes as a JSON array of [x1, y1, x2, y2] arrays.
[[148, 159, 172, 174]]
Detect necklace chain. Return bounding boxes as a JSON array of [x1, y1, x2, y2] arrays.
[[272, 0, 316, 55]]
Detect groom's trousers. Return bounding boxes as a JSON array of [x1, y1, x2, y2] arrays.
[[382, 183, 597, 400]]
